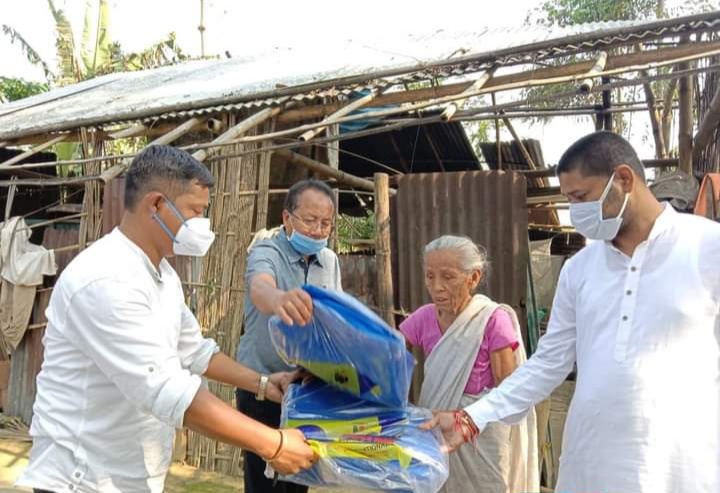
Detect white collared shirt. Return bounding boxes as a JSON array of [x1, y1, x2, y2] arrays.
[[466, 204, 720, 492], [17, 228, 218, 493]]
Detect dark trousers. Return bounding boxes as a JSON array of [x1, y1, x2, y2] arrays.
[[236, 389, 308, 493]]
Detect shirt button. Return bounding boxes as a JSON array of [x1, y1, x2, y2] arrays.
[[69, 485, 75, 490], [622, 315, 628, 321], [75, 472, 81, 478], [148, 366, 155, 373], [626, 290, 632, 295], [630, 266, 637, 272]]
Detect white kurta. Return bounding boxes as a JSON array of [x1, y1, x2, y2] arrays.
[[466, 204, 720, 493]]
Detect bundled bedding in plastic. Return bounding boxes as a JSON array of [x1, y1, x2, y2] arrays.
[[274, 380, 449, 493], [269, 285, 415, 408]]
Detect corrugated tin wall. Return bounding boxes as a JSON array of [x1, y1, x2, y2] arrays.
[[392, 170, 529, 331], [391, 171, 529, 401]]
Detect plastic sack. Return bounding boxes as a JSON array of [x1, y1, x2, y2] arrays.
[[272, 380, 449, 493], [269, 285, 415, 408]]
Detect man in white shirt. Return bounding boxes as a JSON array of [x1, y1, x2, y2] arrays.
[[17, 146, 315, 493], [426, 132, 720, 492]]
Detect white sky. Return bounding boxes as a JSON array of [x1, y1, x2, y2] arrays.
[[0, 0, 695, 168]]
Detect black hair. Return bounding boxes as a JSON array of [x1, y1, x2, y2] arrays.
[[284, 179, 337, 212], [124, 145, 215, 210], [557, 131, 646, 183]]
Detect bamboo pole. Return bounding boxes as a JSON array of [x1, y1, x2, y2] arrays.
[[233, 46, 720, 146], [299, 90, 379, 142], [275, 40, 720, 125], [501, 115, 537, 170], [692, 82, 720, 161], [193, 107, 282, 162], [374, 173, 395, 328], [108, 122, 147, 140], [678, 36, 694, 174], [275, 149, 376, 192], [0, 134, 68, 168], [101, 116, 210, 182], [150, 117, 206, 146], [441, 68, 495, 121], [579, 51, 608, 93]]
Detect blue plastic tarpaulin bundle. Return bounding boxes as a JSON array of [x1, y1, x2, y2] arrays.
[[269, 285, 415, 408], [272, 380, 449, 493]]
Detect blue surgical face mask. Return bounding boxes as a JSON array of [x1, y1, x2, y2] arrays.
[[287, 217, 328, 256]]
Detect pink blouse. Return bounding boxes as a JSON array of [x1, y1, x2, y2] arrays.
[[399, 303, 519, 394]]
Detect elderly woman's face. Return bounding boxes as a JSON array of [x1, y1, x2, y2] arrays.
[[424, 249, 480, 314]]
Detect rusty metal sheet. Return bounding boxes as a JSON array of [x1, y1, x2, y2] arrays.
[[391, 170, 529, 335]]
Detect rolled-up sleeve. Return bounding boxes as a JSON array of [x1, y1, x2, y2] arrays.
[[64, 279, 202, 428], [178, 304, 219, 375]]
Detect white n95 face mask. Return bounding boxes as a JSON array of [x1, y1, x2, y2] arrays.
[[153, 198, 216, 257], [569, 172, 629, 241]]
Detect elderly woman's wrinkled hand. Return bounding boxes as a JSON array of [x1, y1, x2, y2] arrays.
[[421, 410, 469, 453]]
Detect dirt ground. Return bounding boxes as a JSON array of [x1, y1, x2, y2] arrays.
[[0, 438, 359, 493]]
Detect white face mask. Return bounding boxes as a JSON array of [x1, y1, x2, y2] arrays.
[[569, 172, 629, 241], [153, 198, 216, 257]]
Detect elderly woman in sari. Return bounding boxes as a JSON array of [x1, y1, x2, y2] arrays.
[[400, 235, 538, 493]]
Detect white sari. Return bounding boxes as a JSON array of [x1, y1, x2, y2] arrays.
[[419, 295, 539, 493]]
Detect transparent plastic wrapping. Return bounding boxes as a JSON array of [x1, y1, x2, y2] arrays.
[[271, 381, 449, 493], [269, 285, 415, 408]]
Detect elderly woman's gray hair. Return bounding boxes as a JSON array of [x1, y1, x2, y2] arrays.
[[423, 235, 488, 274]]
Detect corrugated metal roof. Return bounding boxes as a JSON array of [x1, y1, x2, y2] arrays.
[[0, 12, 718, 140]]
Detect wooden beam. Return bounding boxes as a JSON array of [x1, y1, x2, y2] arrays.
[[441, 67, 495, 121], [579, 51, 608, 93], [501, 115, 536, 170], [693, 80, 720, 161], [299, 90, 379, 142], [0, 134, 68, 168], [374, 172, 395, 328], [193, 107, 282, 162], [275, 149, 375, 192], [678, 36, 694, 174], [276, 40, 720, 125]]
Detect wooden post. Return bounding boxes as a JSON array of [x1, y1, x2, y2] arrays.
[[679, 36, 694, 174], [602, 76, 613, 131], [492, 93, 502, 170], [374, 173, 395, 328], [693, 83, 720, 161]]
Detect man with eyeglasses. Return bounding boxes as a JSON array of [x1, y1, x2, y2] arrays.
[[235, 178, 342, 493]]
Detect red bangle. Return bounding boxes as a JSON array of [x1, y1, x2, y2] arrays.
[[453, 410, 480, 444]]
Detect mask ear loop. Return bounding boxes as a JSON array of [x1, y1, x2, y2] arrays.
[[152, 196, 184, 243]]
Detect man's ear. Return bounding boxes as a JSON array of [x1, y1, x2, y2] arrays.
[[615, 164, 635, 193]]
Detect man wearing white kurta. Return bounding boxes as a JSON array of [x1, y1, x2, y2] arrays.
[[427, 131, 720, 492]]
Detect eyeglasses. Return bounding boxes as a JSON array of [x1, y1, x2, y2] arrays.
[[290, 213, 335, 234]]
